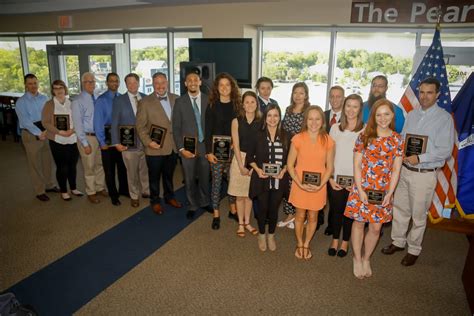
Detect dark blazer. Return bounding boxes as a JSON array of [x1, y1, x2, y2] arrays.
[[111, 92, 146, 150], [172, 93, 209, 155], [246, 129, 290, 199], [324, 109, 340, 133], [258, 96, 279, 114]]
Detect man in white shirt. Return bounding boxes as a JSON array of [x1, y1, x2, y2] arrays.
[[322, 85, 345, 235]]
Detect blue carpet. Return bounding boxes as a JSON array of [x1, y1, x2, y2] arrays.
[[6, 188, 203, 315]]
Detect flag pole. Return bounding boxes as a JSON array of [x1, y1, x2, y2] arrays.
[[436, 5, 442, 30]]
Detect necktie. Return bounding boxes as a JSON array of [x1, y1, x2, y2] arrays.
[[134, 95, 139, 105], [192, 97, 204, 142], [330, 113, 337, 126], [159, 96, 167, 101]]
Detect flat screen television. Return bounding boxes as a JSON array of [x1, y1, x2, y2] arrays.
[[189, 38, 252, 88]]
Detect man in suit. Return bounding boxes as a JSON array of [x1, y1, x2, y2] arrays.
[[93, 72, 129, 206], [136, 72, 182, 215], [72, 72, 107, 204], [112, 73, 150, 208], [172, 69, 212, 219], [15, 73, 58, 201], [322, 85, 345, 235], [256, 76, 279, 114], [362, 75, 405, 133]]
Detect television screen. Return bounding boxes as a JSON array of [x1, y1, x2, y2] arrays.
[[189, 38, 252, 88]]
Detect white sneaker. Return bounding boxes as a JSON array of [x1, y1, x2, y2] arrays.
[[277, 217, 295, 228], [287, 221, 295, 229]]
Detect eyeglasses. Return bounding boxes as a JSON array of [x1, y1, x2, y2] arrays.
[[84, 80, 96, 84], [52, 86, 64, 90]]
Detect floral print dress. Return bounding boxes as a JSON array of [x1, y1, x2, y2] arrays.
[[344, 132, 403, 223], [281, 108, 305, 215]]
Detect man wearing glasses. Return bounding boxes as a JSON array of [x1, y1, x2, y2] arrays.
[[72, 72, 107, 204], [362, 75, 405, 133]]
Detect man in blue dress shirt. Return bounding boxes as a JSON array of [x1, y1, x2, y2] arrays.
[[93, 72, 129, 206], [362, 75, 405, 133], [15, 73, 58, 201], [72, 72, 106, 204], [381, 78, 455, 266]]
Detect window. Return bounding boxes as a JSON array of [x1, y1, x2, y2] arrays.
[[130, 33, 168, 94], [0, 37, 23, 94], [25, 36, 57, 96], [261, 31, 331, 113], [334, 32, 416, 104], [173, 32, 202, 94]]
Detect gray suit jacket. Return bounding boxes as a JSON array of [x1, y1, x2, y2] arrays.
[[172, 93, 209, 155]]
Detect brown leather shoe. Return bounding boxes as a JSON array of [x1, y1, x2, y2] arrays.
[[153, 203, 163, 214], [166, 198, 182, 208], [97, 190, 108, 197], [36, 194, 50, 202], [131, 199, 139, 207], [381, 244, 404, 255], [87, 194, 100, 204], [401, 253, 418, 266]]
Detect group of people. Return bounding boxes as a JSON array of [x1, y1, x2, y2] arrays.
[[16, 70, 455, 279]]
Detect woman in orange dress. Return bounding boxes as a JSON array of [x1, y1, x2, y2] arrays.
[[287, 106, 335, 260], [344, 99, 403, 279]]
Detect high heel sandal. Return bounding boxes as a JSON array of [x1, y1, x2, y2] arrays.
[[236, 224, 245, 238], [277, 217, 295, 228], [244, 223, 258, 235]]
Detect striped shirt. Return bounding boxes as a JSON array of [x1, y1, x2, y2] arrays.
[[267, 134, 284, 189]]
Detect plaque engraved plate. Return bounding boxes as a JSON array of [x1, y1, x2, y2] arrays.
[[212, 135, 232, 162], [302, 171, 321, 186]]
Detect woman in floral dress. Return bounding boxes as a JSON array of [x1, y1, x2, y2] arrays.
[[344, 99, 403, 279], [278, 82, 310, 229]]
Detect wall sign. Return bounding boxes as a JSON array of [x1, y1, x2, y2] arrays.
[[351, 1, 474, 23]]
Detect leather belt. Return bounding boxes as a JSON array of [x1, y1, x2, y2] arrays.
[[402, 163, 437, 173], [85, 132, 96, 136]]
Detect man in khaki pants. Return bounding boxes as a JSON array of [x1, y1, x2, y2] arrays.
[[71, 72, 106, 203], [15, 73, 58, 201], [112, 73, 150, 208], [381, 78, 455, 266]]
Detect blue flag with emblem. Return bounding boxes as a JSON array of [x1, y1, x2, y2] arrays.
[[453, 72, 474, 219]]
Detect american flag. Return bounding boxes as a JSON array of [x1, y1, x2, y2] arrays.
[[398, 26, 458, 223]]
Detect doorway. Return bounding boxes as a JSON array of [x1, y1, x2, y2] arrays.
[[47, 44, 128, 98]]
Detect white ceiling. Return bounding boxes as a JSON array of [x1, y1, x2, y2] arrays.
[[0, 0, 262, 15]]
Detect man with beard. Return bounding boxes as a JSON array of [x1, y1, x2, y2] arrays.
[[362, 75, 405, 133], [172, 69, 212, 219], [136, 72, 182, 214]]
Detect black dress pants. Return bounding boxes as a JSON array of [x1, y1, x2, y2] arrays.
[[256, 188, 284, 234], [328, 185, 353, 241], [146, 153, 177, 206], [101, 147, 129, 199], [49, 140, 79, 193]]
